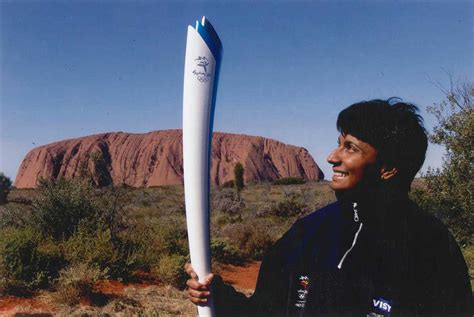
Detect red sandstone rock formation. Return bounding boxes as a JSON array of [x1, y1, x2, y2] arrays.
[[14, 130, 324, 188]]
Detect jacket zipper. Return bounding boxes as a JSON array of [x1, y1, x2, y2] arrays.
[[337, 223, 363, 269], [337, 203, 363, 269], [353, 202, 359, 222]]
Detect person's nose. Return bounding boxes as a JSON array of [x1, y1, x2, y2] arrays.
[[327, 147, 341, 166]]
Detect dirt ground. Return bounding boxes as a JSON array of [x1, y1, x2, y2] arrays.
[[0, 261, 261, 316]]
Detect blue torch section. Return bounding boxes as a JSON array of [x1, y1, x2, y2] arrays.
[[195, 17, 223, 63], [195, 17, 223, 186]]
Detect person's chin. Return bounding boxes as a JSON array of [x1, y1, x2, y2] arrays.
[[329, 179, 349, 190]]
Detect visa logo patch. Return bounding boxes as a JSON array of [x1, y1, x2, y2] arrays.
[[372, 297, 392, 314]]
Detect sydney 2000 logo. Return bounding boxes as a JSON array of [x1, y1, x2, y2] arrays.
[[193, 56, 211, 83]]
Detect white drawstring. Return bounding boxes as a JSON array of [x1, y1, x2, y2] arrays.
[[337, 222, 363, 269]]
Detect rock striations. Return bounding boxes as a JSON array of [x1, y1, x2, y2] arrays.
[[14, 130, 324, 188]]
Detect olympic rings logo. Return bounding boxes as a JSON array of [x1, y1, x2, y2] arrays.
[[197, 75, 210, 83]]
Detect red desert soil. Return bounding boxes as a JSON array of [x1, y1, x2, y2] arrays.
[[0, 262, 261, 316], [0, 295, 54, 316], [219, 261, 261, 291]]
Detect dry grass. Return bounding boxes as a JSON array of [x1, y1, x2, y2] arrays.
[[52, 285, 196, 317]]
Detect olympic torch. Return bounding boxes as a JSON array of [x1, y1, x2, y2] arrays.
[[182, 17, 222, 317]]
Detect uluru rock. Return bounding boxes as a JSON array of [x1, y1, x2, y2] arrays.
[[14, 130, 324, 188]]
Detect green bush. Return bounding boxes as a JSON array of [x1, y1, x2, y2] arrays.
[[120, 225, 160, 272], [271, 190, 309, 217], [234, 162, 245, 193], [63, 227, 135, 279], [423, 80, 473, 246], [153, 254, 188, 288], [213, 188, 245, 214], [0, 173, 12, 205], [152, 218, 189, 256], [273, 177, 306, 185], [211, 238, 244, 265], [118, 218, 188, 273], [0, 227, 64, 293], [32, 178, 98, 239], [221, 180, 235, 188], [32, 178, 129, 240], [0, 257, 8, 295], [0, 206, 33, 229], [54, 263, 106, 306], [220, 222, 274, 260]]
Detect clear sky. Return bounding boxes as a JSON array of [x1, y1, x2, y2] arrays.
[[1, 0, 472, 181]]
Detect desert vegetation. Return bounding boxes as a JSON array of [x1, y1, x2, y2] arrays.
[[0, 175, 335, 314], [0, 173, 12, 205]]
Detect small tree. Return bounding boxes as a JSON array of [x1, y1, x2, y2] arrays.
[[233, 162, 244, 194], [0, 173, 12, 205], [32, 178, 128, 240], [423, 79, 473, 246]]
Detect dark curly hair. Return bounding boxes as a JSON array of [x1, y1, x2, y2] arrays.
[[337, 98, 428, 191]]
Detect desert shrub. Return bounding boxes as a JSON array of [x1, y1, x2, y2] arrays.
[[234, 162, 245, 193], [54, 263, 106, 306], [213, 188, 245, 214], [0, 173, 12, 205], [7, 196, 33, 205], [221, 180, 235, 188], [271, 190, 309, 217], [211, 238, 244, 265], [32, 178, 129, 240], [220, 222, 274, 260], [0, 256, 8, 295], [63, 227, 136, 279], [122, 218, 188, 272], [0, 226, 64, 293], [421, 80, 473, 246], [152, 218, 189, 256], [273, 177, 306, 185], [32, 178, 98, 239], [256, 202, 274, 218], [120, 225, 160, 271], [0, 206, 33, 229], [153, 254, 188, 288], [91, 185, 130, 235]]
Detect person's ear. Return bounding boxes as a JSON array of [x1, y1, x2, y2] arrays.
[[380, 166, 398, 180]]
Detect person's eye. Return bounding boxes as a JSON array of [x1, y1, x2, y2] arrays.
[[345, 143, 358, 152]]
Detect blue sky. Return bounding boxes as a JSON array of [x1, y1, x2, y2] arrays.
[[1, 0, 472, 181]]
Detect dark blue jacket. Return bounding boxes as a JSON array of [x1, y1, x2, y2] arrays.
[[214, 195, 472, 316]]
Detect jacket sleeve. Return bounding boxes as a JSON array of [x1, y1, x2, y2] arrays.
[[414, 216, 473, 316], [212, 275, 251, 316], [430, 231, 473, 315]]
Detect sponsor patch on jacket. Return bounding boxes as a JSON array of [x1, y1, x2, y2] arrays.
[[294, 275, 310, 308], [367, 297, 392, 316]]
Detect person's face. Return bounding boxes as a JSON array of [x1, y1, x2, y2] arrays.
[[327, 134, 378, 191]]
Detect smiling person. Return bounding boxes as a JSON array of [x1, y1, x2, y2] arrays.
[[185, 99, 472, 316]]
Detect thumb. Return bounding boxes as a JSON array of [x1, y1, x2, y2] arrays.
[[203, 273, 214, 285]]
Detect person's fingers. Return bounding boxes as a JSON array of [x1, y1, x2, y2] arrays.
[[184, 262, 192, 273], [203, 273, 214, 285], [189, 296, 209, 304], [184, 263, 198, 280], [185, 272, 216, 306], [186, 278, 209, 291], [188, 288, 211, 299]]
